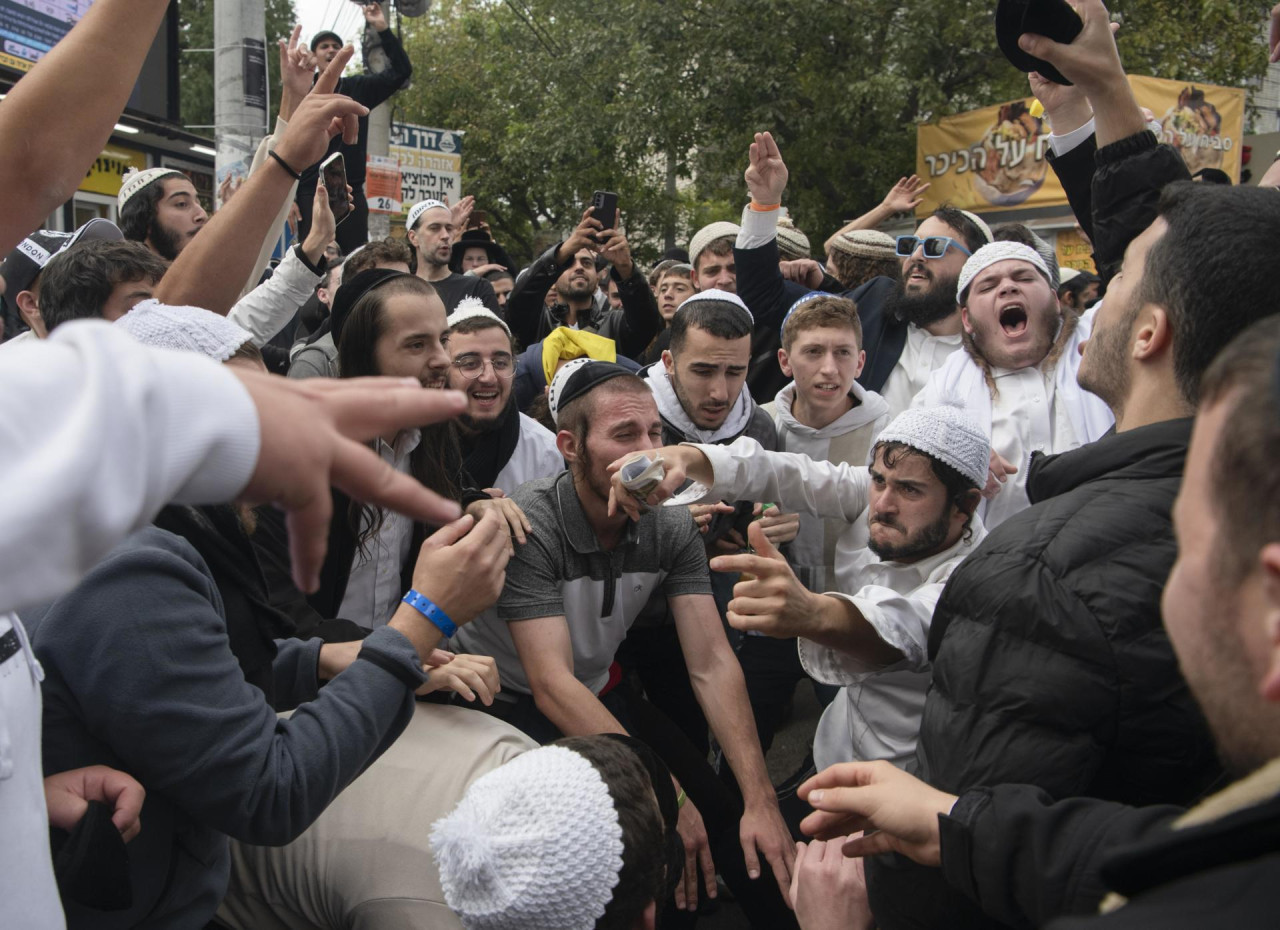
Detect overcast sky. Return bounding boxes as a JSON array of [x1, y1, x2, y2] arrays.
[[293, 0, 368, 47]]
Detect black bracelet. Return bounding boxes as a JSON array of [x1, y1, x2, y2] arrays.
[[267, 149, 303, 181]]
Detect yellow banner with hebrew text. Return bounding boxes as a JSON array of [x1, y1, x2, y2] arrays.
[[915, 74, 1246, 216]]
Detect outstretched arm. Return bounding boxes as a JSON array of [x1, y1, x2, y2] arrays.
[[822, 176, 930, 256], [0, 0, 172, 252], [341, 3, 414, 109], [155, 48, 367, 315]]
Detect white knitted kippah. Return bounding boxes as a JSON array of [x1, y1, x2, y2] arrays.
[[958, 210, 994, 246], [1058, 267, 1083, 285], [407, 199, 449, 231], [687, 221, 740, 268], [676, 287, 753, 326], [876, 400, 991, 489], [431, 745, 625, 930], [956, 241, 1052, 305], [114, 299, 252, 362], [447, 297, 511, 336], [118, 167, 185, 211]]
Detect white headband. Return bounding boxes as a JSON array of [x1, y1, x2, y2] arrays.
[[447, 297, 511, 336], [407, 199, 449, 231], [957, 241, 1052, 304], [431, 746, 624, 930]]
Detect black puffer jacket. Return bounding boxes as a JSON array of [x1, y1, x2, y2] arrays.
[[866, 419, 1224, 930], [934, 765, 1280, 930]]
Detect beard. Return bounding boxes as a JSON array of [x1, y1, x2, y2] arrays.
[[149, 220, 186, 261], [884, 267, 961, 329], [556, 279, 596, 302], [574, 442, 615, 505], [457, 395, 511, 434], [1077, 298, 1139, 415], [867, 504, 953, 562], [670, 366, 729, 431]]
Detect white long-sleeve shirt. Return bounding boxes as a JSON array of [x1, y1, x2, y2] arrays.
[[691, 436, 984, 768], [1, 321, 259, 928], [911, 311, 1113, 529], [228, 246, 322, 348], [2, 321, 260, 613]]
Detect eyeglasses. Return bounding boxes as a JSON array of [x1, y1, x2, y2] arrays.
[[452, 354, 514, 379], [895, 236, 972, 260]]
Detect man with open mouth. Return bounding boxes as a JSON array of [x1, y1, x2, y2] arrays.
[[914, 240, 1114, 529], [444, 299, 564, 496]]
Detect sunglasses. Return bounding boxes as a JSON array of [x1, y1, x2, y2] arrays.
[[895, 235, 972, 260]]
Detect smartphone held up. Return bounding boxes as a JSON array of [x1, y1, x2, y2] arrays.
[[321, 152, 353, 226], [590, 190, 618, 237]]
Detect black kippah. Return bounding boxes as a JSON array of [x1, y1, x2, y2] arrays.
[[548, 360, 634, 424], [331, 268, 411, 346]]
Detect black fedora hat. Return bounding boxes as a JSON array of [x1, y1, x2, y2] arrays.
[[449, 229, 518, 277], [996, 0, 1084, 86]]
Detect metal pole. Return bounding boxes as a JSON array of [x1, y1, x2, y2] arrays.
[[214, 0, 267, 210], [364, 15, 394, 240]]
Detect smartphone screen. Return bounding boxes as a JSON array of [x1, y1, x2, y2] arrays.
[[321, 152, 353, 226], [590, 190, 618, 232]]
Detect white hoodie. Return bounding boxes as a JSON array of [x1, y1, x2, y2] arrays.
[[763, 381, 890, 592]]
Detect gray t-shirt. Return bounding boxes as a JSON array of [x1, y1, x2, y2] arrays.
[[453, 471, 711, 695]]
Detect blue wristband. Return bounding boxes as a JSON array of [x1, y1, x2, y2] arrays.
[[402, 589, 457, 638]]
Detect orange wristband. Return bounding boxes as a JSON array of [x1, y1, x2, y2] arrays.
[[749, 200, 782, 212]]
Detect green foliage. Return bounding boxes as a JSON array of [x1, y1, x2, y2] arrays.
[[393, 0, 1272, 265], [178, 0, 299, 134]]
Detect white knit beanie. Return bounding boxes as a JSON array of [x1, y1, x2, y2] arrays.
[[431, 745, 625, 930], [118, 167, 186, 211], [687, 221, 740, 269], [407, 199, 449, 231], [876, 400, 991, 489], [956, 241, 1052, 305], [447, 296, 511, 336], [114, 299, 253, 362]]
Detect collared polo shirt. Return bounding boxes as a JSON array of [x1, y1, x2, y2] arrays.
[[452, 470, 711, 695]]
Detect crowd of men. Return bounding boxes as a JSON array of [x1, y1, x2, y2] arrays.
[[2, 0, 1280, 928]]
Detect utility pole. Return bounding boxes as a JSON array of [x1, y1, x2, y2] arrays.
[[214, 0, 268, 210], [364, 18, 394, 240]]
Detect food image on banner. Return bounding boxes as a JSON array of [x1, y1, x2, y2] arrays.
[[917, 74, 1245, 216], [390, 123, 462, 225], [1130, 75, 1244, 180], [971, 101, 1051, 208], [917, 100, 1057, 214]]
